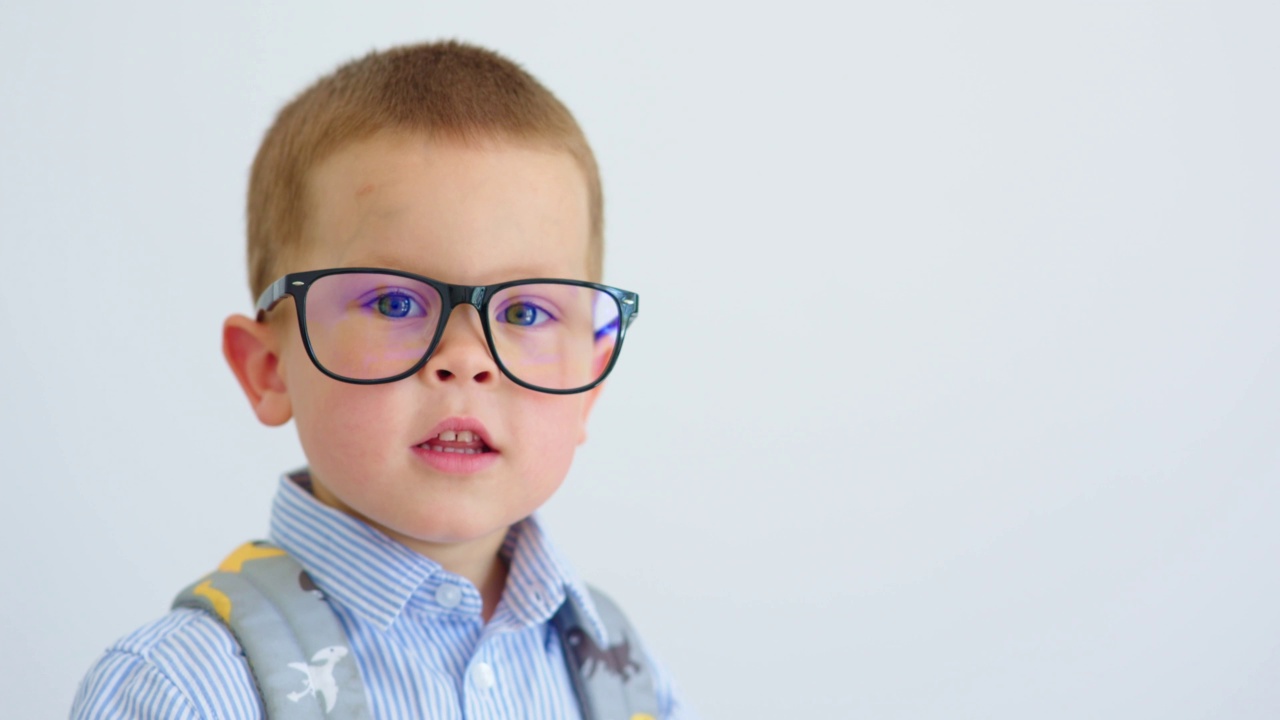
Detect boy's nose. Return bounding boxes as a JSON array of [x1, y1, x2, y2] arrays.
[[423, 306, 497, 385]]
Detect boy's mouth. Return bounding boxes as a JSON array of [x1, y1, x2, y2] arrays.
[[414, 418, 497, 458], [417, 429, 493, 455]]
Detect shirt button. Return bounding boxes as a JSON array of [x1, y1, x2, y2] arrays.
[[472, 662, 497, 690], [435, 583, 462, 609]]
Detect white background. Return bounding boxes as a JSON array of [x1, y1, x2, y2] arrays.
[[2, 2, 1278, 718]]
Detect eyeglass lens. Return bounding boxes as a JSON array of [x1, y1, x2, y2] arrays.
[[302, 273, 621, 390]]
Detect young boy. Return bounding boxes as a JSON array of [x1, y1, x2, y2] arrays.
[[71, 40, 688, 719]]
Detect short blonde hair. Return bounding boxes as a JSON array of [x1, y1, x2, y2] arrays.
[[246, 40, 603, 298]]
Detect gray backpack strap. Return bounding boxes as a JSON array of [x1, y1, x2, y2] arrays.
[[173, 541, 373, 719], [552, 586, 662, 720]]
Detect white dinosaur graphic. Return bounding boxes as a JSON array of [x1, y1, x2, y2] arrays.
[[286, 645, 349, 712]]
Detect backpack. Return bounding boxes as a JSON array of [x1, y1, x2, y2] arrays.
[[174, 541, 661, 720]]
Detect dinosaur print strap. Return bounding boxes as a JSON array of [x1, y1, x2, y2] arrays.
[[173, 541, 373, 719], [553, 587, 662, 720]]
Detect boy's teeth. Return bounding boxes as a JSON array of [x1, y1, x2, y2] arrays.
[[429, 445, 481, 454], [433, 430, 477, 443], [422, 429, 486, 453]]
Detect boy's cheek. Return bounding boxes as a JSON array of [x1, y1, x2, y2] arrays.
[[294, 382, 388, 445], [515, 395, 591, 469], [295, 413, 394, 501]]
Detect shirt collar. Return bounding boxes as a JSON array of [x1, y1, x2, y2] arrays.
[[492, 512, 609, 645], [267, 469, 607, 643]]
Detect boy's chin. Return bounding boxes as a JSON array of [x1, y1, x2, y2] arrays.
[[306, 470, 546, 554], [365, 506, 518, 553]]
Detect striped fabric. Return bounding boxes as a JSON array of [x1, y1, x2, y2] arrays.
[[71, 471, 689, 719]]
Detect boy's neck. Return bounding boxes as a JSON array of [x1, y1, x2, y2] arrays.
[[307, 477, 511, 622]]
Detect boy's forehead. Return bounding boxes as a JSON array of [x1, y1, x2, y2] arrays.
[[298, 132, 592, 282], [310, 132, 586, 202]]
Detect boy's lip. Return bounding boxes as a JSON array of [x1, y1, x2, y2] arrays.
[[415, 417, 498, 452]]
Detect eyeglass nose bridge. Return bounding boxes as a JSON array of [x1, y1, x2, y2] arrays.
[[445, 284, 488, 311]]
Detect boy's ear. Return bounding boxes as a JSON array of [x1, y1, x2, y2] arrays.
[[576, 382, 605, 445], [222, 314, 293, 426], [576, 343, 615, 444]]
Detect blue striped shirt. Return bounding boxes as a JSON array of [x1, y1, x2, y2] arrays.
[[71, 471, 689, 719]]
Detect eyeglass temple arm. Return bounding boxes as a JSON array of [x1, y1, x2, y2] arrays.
[[254, 276, 290, 319]]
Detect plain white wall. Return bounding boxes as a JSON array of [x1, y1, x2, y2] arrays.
[[2, 2, 1278, 717]]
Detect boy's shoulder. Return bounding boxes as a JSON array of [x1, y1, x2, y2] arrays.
[[71, 608, 260, 719]]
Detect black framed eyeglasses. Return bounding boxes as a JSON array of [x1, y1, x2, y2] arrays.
[[255, 268, 639, 394]]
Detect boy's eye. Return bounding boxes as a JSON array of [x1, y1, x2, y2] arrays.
[[369, 292, 423, 319], [498, 301, 554, 327]]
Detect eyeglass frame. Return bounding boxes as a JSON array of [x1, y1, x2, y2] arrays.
[[255, 267, 639, 395]]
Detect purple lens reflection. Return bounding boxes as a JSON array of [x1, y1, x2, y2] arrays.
[[489, 283, 619, 390], [304, 273, 442, 380]]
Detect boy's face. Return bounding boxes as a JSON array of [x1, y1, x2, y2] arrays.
[[247, 132, 600, 556]]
